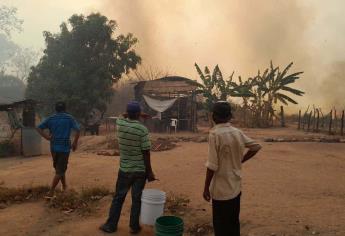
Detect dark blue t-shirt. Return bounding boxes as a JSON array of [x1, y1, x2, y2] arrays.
[[38, 112, 80, 153]]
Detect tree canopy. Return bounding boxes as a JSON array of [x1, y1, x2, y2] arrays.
[[0, 72, 25, 101], [26, 13, 141, 121]]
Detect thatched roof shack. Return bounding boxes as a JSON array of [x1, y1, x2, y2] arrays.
[[134, 76, 200, 132]]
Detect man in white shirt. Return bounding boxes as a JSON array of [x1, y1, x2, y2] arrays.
[[203, 101, 262, 236]]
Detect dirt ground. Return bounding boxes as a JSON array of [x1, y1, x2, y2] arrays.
[[0, 127, 345, 236]]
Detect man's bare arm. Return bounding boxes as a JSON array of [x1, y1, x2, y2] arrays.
[[36, 128, 51, 141], [203, 168, 214, 202], [143, 150, 156, 182], [242, 144, 262, 163], [72, 131, 80, 151]]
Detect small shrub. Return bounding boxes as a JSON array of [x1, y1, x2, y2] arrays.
[[165, 192, 190, 214]]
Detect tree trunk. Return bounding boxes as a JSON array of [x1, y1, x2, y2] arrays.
[[316, 109, 320, 132], [280, 106, 285, 127], [298, 110, 301, 130]]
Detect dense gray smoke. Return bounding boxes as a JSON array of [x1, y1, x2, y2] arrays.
[[101, 0, 345, 111]]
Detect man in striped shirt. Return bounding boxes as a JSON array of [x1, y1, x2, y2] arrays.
[[100, 101, 156, 234]]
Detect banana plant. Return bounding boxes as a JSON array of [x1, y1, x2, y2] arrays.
[[195, 63, 253, 111]]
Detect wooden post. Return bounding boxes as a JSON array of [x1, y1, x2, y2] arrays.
[[312, 108, 316, 132], [280, 106, 285, 127], [302, 105, 310, 130], [298, 110, 301, 130], [307, 111, 312, 132], [334, 109, 337, 134], [341, 110, 344, 136], [320, 109, 324, 130], [316, 109, 320, 132], [329, 110, 333, 135]]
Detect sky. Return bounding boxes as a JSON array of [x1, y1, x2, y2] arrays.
[[2, 0, 345, 111]]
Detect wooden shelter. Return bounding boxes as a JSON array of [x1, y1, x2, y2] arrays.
[[134, 76, 200, 132]]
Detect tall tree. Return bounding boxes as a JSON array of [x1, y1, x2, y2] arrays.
[[0, 72, 25, 101], [0, 5, 23, 36], [26, 13, 141, 122], [0, 5, 22, 69], [10, 47, 40, 82]]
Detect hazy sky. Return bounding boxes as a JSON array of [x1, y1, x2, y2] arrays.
[[3, 0, 345, 110]]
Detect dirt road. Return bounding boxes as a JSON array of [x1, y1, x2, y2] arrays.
[[0, 128, 344, 236]]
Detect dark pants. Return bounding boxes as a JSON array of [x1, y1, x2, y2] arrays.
[[106, 170, 146, 230], [51, 152, 70, 176], [212, 193, 241, 236]]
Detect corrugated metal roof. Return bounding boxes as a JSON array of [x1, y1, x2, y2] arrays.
[[0, 96, 26, 106]]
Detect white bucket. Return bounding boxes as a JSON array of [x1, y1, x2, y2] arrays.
[[140, 189, 166, 226]]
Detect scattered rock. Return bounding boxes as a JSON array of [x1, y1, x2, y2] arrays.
[[96, 150, 119, 156], [14, 195, 22, 201], [0, 203, 7, 209], [194, 136, 208, 143]]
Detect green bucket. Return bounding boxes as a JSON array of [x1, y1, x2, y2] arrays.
[[155, 216, 184, 236]]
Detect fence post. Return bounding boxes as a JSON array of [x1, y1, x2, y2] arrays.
[[312, 108, 316, 132], [307, 111, 312, 132], [316, 109, 320, 132], [298, 110, 301, 130], [329, 110, 333, 135], [341, 110, 344, 136]]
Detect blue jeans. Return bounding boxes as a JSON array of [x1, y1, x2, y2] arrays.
[[106, 170, 146, 230]]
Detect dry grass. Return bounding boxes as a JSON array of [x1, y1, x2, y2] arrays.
[[165, 192, 190, 215], [187, 223, 213, 236], [48, 186, 111, 214], [0, 185, 111, 215], [0, 185, 50, 204]]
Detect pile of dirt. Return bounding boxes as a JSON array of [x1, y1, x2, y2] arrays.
[[78, 135, 119, 155], [151, 138, 177, 152], [78, 134, 208, 154], [265, 137, 345, 143]]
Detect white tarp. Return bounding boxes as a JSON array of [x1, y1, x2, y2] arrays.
[[143, 95, 177, 113]]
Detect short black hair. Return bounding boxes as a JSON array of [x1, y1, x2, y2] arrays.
[[212, 101, 232, 120], [55, 101, 66, 112], [128, 111, 140, 119]]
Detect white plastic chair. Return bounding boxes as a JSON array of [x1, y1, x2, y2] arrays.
[[170, 119, 178, 133]]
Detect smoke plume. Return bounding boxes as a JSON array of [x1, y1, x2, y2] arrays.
[[100, 0, 345, 111]]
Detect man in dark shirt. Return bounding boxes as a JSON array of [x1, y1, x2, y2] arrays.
[[37, 102, 80, 197]]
